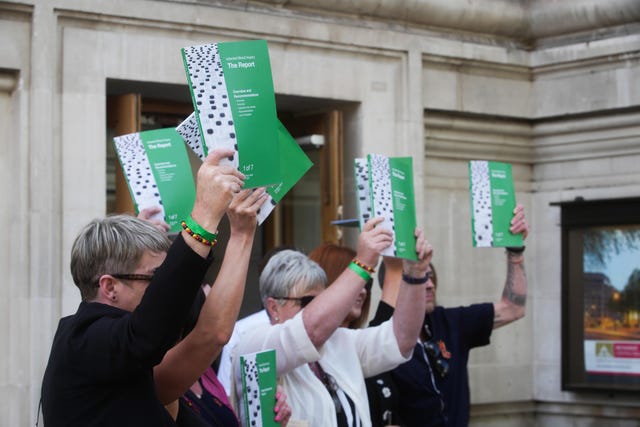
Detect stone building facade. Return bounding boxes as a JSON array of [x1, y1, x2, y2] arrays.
[[1, 0, 639, 425]]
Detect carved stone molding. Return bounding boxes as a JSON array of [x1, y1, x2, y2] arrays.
[[424, 108, 640, 166], [423, 54, 530, 80], [189, 0, 640, 44], [424, 110, 533, 163], [534, 109, 640, 163]]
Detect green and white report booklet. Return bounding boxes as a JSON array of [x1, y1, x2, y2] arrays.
[[240, 349, 278, 427], [468, 160, 523, 247], [177, 113, 313, 225], [181, 39, 280, 188], [113, 128, 196, 233], [256, 121, 313, 224], [354, 154, 418, 260]]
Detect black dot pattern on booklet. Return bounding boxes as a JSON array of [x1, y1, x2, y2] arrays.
[[254, 191, 276, 225], [243, 355, 262, 425], [113, 133, 164, 214], [354, 158, 373, 227], [469, 161, 493, 246], [182, 43, 238, 168], [369, 154, 397, 256], [176, 113, 205, 160], [176, 112, 277, 227]]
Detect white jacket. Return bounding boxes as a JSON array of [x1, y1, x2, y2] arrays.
[[218, 309, 269, 395], [232, 311, 410, 427]]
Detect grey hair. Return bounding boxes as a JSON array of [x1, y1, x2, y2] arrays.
[[70, 214, 171, 301], [259, 250, 327, 308]]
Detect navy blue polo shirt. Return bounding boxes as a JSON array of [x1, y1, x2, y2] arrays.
[[370, 301, 494, 427]]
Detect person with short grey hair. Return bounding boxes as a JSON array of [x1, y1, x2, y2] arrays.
[[41, 148, 244, 427], [258, 250, 327, 310], [69, 214, 171, 302], [233, 217, 434, 427]]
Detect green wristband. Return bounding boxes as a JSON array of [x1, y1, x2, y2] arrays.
[[348, 261, 372, 281], [183, 215, 218, 242]]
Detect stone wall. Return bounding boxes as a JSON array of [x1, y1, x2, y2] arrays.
[[0, 0, 638, 425]]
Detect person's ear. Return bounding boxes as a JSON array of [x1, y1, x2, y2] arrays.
[[265, 297, 281, 324], [97, 274, 118, 302]]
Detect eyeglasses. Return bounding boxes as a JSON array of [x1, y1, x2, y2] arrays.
[[111, 273, 155, 282], [94, 273, 155, 288], [423, 340, 449, 378], [273, 295, 315, 308]]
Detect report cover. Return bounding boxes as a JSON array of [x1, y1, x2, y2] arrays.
[[354, 157, 373, 230], [468, 160, 523, 247], [354, 154, 418, 260], [240, 349, 278, 427], [177, 113, 313, 225], [256, 120, 313, 225], [181, 39, 280, 188], [113, 128, 196, 233]]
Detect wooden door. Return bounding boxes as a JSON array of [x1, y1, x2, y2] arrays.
[[106, 94, 141, 215]]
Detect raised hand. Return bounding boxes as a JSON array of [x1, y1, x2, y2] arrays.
[[190, 148, 245, 234], [402, 228, 433, 278], [136, 206, 170, 233], [227, 187, 268, 236], [393, 228, 433, 355], [355, 217, 394, 268], [509, 203, 528, 241]]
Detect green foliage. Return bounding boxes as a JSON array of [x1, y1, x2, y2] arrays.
[[619, 268, 640, 311], [583, 229, 640, 268]]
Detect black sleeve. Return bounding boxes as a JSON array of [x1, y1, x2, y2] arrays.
[[460, 303, 494, 349], [109, 233, 213, 368], [368, 300, 395, 326]]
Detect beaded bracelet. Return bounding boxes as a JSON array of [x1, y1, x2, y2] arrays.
[[181, 216, 218, 247], [352, 259, 376, 274], [348, 261, 372, 281], [402, 271, 431, 285]]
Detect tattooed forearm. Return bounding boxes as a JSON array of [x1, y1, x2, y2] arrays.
[[503, 258, 526, 306], [494, 254, 527, 328]]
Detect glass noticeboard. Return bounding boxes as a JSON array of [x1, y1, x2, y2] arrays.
[[558, 197, 640, 392]]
